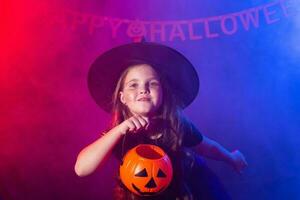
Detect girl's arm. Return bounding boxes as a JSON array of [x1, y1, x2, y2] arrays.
[[196, 136, 248, 173], [74, 115, 149, 177], [74, 125, 124, 177]]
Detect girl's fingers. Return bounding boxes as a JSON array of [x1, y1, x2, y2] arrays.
[[130, 116, 143, 131], [123, 115, 150, 134], [231, 150, 248, 174], [136, 115, 149, 128], [126, 120, 136, 132]]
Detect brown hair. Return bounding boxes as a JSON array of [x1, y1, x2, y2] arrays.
[[109, 62, 186, 151]]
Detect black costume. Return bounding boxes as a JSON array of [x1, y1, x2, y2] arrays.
[[113, 118, 231, 200]]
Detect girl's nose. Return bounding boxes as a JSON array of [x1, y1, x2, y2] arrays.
[[139, 89, 149, 94], [139, 85, 150, 94]]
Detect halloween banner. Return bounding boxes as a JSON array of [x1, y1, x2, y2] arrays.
[[53, 0, 295, 42]]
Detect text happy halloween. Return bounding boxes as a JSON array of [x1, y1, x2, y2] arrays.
[[53, 0, 295, 42]]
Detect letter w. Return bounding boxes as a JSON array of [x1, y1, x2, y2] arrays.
[[239, 8, 260, 30]]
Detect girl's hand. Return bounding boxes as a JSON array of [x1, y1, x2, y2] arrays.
[[118, 115, 150, 135], [230, 150, 248, 174]]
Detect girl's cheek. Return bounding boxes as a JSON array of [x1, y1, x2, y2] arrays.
[[128, 93, 136, 100]]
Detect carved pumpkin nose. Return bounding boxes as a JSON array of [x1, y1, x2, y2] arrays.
[[145, 177, 157, 188]]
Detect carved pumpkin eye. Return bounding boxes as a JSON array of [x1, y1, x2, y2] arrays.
[[157, 169, 166, 178], [135, 168, 148, 177]]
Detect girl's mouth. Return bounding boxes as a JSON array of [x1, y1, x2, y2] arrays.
[[138, 97, 151, 101]]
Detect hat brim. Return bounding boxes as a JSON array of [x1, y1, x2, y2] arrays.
[[88, 42, 199, 113]]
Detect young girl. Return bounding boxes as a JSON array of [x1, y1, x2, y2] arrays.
[[75, 42, 248, 200]]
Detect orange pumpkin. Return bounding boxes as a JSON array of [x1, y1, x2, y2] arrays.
[[119, 144, 173, 196]]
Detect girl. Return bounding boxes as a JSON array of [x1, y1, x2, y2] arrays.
[[75, 42, 248, 200]]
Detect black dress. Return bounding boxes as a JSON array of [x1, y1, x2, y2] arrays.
[[113, 119, 231, 200]]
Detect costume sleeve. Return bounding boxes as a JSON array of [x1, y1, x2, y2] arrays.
[[181, 118, 203, 147], [112, 138, 123, 162], [112, 134, 140, 162]]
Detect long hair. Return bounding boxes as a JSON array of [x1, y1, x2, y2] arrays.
[[109, 61, 186, 151]]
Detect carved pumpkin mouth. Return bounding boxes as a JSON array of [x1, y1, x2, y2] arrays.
[[132, 183, 165, 196]]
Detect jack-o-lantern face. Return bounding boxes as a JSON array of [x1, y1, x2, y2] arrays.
[[120, 144, 173, 196]]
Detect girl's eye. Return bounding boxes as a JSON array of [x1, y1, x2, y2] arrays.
[[128, 83, 138, 88], [150, 81, 160, 86], [126, 81, 160, 89]]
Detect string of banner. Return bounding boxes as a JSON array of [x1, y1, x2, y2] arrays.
[[53, 0, 296, 42]]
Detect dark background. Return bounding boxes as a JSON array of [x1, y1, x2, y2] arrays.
[[1, 0, 299, 199]]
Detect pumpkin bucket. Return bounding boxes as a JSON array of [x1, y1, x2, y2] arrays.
[[119, 144, 173, 196]]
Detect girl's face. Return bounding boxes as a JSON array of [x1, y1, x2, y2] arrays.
[[119, 64, 163, 117]]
